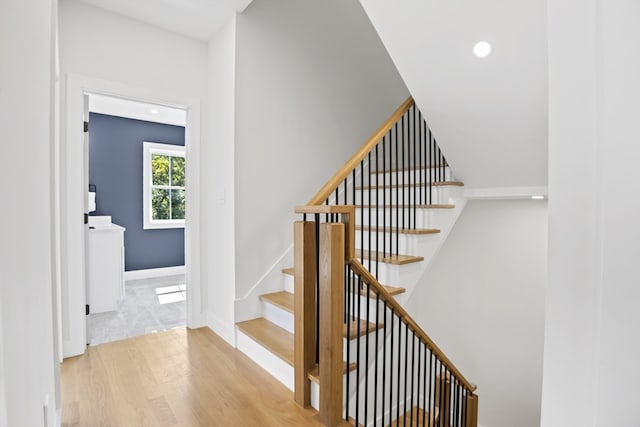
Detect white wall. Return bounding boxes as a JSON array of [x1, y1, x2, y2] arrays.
[[58, 0, 208, 354], [359, 0, 548, 190], [542, 1, 640, 425], [233, 0, 410, 299], [406, 200, 547, 427], [203, 16, 238, 344], [0, 0, 58, 425]]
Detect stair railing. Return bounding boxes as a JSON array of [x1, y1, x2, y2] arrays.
[[293, 97, 478, 426]]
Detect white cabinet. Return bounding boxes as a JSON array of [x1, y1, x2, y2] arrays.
[[87, 224, 125, 313]]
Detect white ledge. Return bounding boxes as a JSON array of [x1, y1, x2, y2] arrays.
[[464, 186, 548, 200]]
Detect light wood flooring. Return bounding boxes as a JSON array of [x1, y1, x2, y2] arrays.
[[61, 327, 322, 426]]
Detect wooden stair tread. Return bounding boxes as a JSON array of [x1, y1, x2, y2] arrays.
[[388, 406, 439, 427], [282, 267, 295, 276], [236, 318, 293, 366], [307, 363, 357, 384], [355, 249, 424, 265], [344, 318, 383, 338], [260, 291, 294, 313], [356, 225, 440, 235], [359, 203, 455, 209], [356, 180, 464, 190], [357, 284, 406, 297]]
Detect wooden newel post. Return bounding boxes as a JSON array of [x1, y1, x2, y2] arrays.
[[465, 393, 478, 427], [318, 222, 345, 427], [294, 221, 317, 407]]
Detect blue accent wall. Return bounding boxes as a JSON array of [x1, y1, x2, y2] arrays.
[[89, 113, 185, 271]]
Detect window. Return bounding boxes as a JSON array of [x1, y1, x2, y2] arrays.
[[143, 142, 186, 229]]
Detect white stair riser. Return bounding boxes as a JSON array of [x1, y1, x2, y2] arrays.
[[354, 186, 462, 205], [263, 303, 294, 334], [236, 329, 294, 391], [355, 207, 453, 229], [354, 230, 440, 255], [283, 273, 294, 293], [368, 167, 453, 185]]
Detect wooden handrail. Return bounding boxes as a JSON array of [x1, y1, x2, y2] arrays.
[[306, 96, 415, 205], [349, 259, 477, 392]]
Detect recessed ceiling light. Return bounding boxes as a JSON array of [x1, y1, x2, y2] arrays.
[[149, 108, 159, 114], [531, 195, 545, 200], [473, 41, 492, 58]]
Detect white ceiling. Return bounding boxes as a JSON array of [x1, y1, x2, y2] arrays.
[[89, 94, 187, 126], [360, 0, 548, 189], [77, 0, 253, 41]]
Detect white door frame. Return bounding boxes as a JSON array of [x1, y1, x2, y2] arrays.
[[61, 73, 203, 358]]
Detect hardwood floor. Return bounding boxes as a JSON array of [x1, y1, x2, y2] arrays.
[[61, 327, 322, 426]]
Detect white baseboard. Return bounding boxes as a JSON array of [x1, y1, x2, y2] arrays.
[[206, 312, 236, 347], [55, 408, 62, 427], [124, 266, 186, 281], [464, 185, 547, 199]]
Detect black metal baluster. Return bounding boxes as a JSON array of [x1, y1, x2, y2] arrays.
[[355, 276, 362, 425], [364, 282, 371, 426], [429, 128, 433, 205], [382, 302, 388, 427], [428, 352, 434, 427], [383, 134, 387, 259], [413, 105, 417, 229], [410, 331, 416, 426], [389, 310, 394, 427], [395, 122, 399, 258], [345, 266, 351, 422], [361, 160, 365, 270], [375, 144, 379, 278], [401, 112, 405, 236], [396, 319, 402, 424], [374, 293, 380, 427], [403, 322, 409, 424], [368, 152, 372, 275], [417, 340, 423, 427], [314, 214, 320, 364], [353, 169, 356, 207]]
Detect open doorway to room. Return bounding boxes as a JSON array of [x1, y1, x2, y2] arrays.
[[85, 94, 188, 345]]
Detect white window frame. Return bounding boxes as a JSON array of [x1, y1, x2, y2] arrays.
[[143, 141, 186, 229]]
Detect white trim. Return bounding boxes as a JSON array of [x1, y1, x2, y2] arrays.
[[142, 141, 186, 229], [207, 312, 236, 346], [235, 328, 294, 390], [464, 185, 548, 199], [123, 266, 186, 281], [61, 73, 203, 358]]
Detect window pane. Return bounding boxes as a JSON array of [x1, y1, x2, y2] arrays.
[[152, 188, 171, 220], [171, 156, 185, 187], [152, 155, 170, 186], [171, 189, 185, 220]]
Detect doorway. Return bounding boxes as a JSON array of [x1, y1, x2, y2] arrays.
[[61, 74, 203, 358], [86, 94, 188, 345]]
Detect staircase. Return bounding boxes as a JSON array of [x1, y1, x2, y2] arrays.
[[235, 97, 478, 426]]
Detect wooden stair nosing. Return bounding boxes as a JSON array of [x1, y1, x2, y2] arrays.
[[260, 291, 294, 313], [236, 318, 294, 367], [355, 249, 424, 266], [356, 180, 464, 191], [355, 225, 440, 235], [307, 362, 357, 384], [344, 319, 383, 339], [282, 267, 295, 276], [357, 284, 406, 297]]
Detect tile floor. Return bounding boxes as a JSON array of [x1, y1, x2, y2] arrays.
[[88, 274, 186, 345]]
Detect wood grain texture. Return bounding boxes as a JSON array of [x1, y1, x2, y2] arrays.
[[466, 393, 479, 427], [355, 249, 424, 266], [387, 406, 438, 427], [294, 220, 317, 407], [282, 267, 295, 276], [261, 291, 294, 313], [318, 223, 345, 426], [306, 97, 414, 205], [61, 328, 321, 426], [307, 363, 357, 384], [236, 318, 294, 366]]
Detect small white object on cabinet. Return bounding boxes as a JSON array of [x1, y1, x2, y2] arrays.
[[87, 222, 125, 313]]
